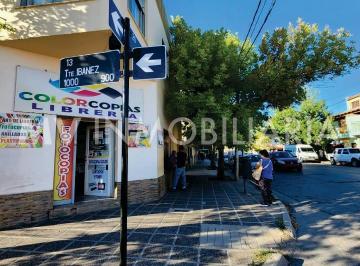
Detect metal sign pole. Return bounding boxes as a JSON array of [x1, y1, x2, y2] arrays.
[[120, 17, 130, 266]]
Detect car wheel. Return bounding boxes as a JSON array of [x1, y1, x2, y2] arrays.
[[297, 167, 302, 172], [351, 159, 359, 167], [330, 158, 336, 165]]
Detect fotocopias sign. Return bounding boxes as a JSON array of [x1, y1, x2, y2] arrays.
[[53, 118, 76, 205]]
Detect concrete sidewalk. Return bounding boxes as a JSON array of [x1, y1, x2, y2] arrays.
[[0, 172, 292, 265]]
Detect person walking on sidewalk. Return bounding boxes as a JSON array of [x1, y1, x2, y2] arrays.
[[257, 150, 273, 206], [172, 146, 187, 191], [169, 150, 177, 187]]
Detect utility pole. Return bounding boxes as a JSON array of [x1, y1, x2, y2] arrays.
[[120, 17, 130, 266]]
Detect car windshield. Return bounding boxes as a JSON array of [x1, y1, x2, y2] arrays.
[[301, 147, 315, 152], [250, 155, 260, 162], [349, 149, 360, 154], [272, 152, 293, 158]]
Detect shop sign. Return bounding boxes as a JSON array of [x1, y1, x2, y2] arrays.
[[53, 118, 76, 205], [128, 124, 151, 148], [14, 66, 144, 122], [0, 112, 43, 148]]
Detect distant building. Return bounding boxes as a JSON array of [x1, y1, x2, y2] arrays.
[[333, 93, 360, 148]]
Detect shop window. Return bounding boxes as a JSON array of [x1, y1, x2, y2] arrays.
[[128, 0, 145, 36], [20, 0, 65, 6]]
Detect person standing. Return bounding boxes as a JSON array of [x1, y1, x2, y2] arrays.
[[258, 150, 273, 206], [169, 150, 177, 186], [240, 157, 252, 194], [172, 146, 187, 190]]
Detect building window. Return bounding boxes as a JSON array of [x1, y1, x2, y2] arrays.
[[20, 0, 65, 6], [351, 100, 359, 110], [128, 0, 145, 36]]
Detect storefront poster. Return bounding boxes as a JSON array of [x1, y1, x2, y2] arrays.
[[53, 118, 76, 205], [0, 113, 43, 148], [15, 66, 144, 122], [85, 127, 112, 196], [128, 124, 151, 148]]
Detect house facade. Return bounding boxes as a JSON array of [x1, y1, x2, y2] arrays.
[[0, 0, 176, 229], [333, 93, 360, 148]]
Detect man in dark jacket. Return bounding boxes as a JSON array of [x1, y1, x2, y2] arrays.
[[172, 146, 187, 190], [240, 157, 252, 193]]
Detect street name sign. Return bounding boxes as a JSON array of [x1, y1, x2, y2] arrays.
[[132, 45, 167, 80], [108, 0, 141, 49], [60, 50, 121, 88]]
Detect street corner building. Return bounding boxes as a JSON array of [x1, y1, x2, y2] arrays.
[[0, 0, 177, 229]]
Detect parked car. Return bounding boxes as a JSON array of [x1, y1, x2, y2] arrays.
[[331, 148, 360, 167], [270, 151, 302, 172], [231, 154, 261, 173], [284, 144, 320, 162]]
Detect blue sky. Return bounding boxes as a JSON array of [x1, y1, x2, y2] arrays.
[[163, 0, 360, 114]]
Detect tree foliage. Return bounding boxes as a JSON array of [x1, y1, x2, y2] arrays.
[[166, 17, 360, 176], [244, 19, 360, 109], [270, 96, 336, 148], [251, 131, 272, 151]]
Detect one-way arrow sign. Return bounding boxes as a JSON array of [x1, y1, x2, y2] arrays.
[[132, 46, 167, 80], [108, 0, 141, 48]]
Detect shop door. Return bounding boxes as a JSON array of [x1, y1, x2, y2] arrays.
[[85, 125, 114, 197]]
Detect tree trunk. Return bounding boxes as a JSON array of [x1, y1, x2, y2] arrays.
[[217, 146, 225, 180]]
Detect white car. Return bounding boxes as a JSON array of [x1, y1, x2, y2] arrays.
[[284, 144, 320, 162], [331, 148, 360, 167]]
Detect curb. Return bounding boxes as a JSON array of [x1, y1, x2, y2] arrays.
[[272, 191, 296, 239], [263, 253, 289, 266], [249, 180, 296, 239]]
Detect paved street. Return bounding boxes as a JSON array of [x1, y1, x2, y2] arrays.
[[273, 163, 360, 266], [0, 175, 291, 266]]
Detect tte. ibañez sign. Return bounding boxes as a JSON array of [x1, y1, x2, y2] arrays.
[[59, 50, 121, 88]]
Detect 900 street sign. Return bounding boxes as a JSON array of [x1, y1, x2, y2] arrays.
[[60, 50, 121, 88]]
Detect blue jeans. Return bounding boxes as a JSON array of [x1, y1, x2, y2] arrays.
[[173, 167, 186, 188]]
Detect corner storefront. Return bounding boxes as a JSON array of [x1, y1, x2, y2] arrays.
[[0, 47, 168, 229]]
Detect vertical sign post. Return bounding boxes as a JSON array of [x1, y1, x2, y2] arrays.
[[120, 17, 130, 266]]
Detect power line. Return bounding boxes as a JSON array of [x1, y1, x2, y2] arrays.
[[248, 0, 268, 42], [243, 0, 277, 59], [239, 0, 263, 55], [327, 99, 346, 108]]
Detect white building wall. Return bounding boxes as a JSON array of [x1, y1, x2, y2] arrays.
[[0, 46, 58, 195]]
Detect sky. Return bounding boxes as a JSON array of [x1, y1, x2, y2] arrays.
[[163, 0, 360, 114]]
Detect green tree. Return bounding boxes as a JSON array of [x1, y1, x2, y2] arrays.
[[270, 96, 336, 149], [243, 19, 360, 109], [166, 17, 360, 178], [251, 131, 272, 151]]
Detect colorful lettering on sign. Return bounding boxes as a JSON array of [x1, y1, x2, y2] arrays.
[[56, 125, 72, 197], [53, 118, 75, 205]]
